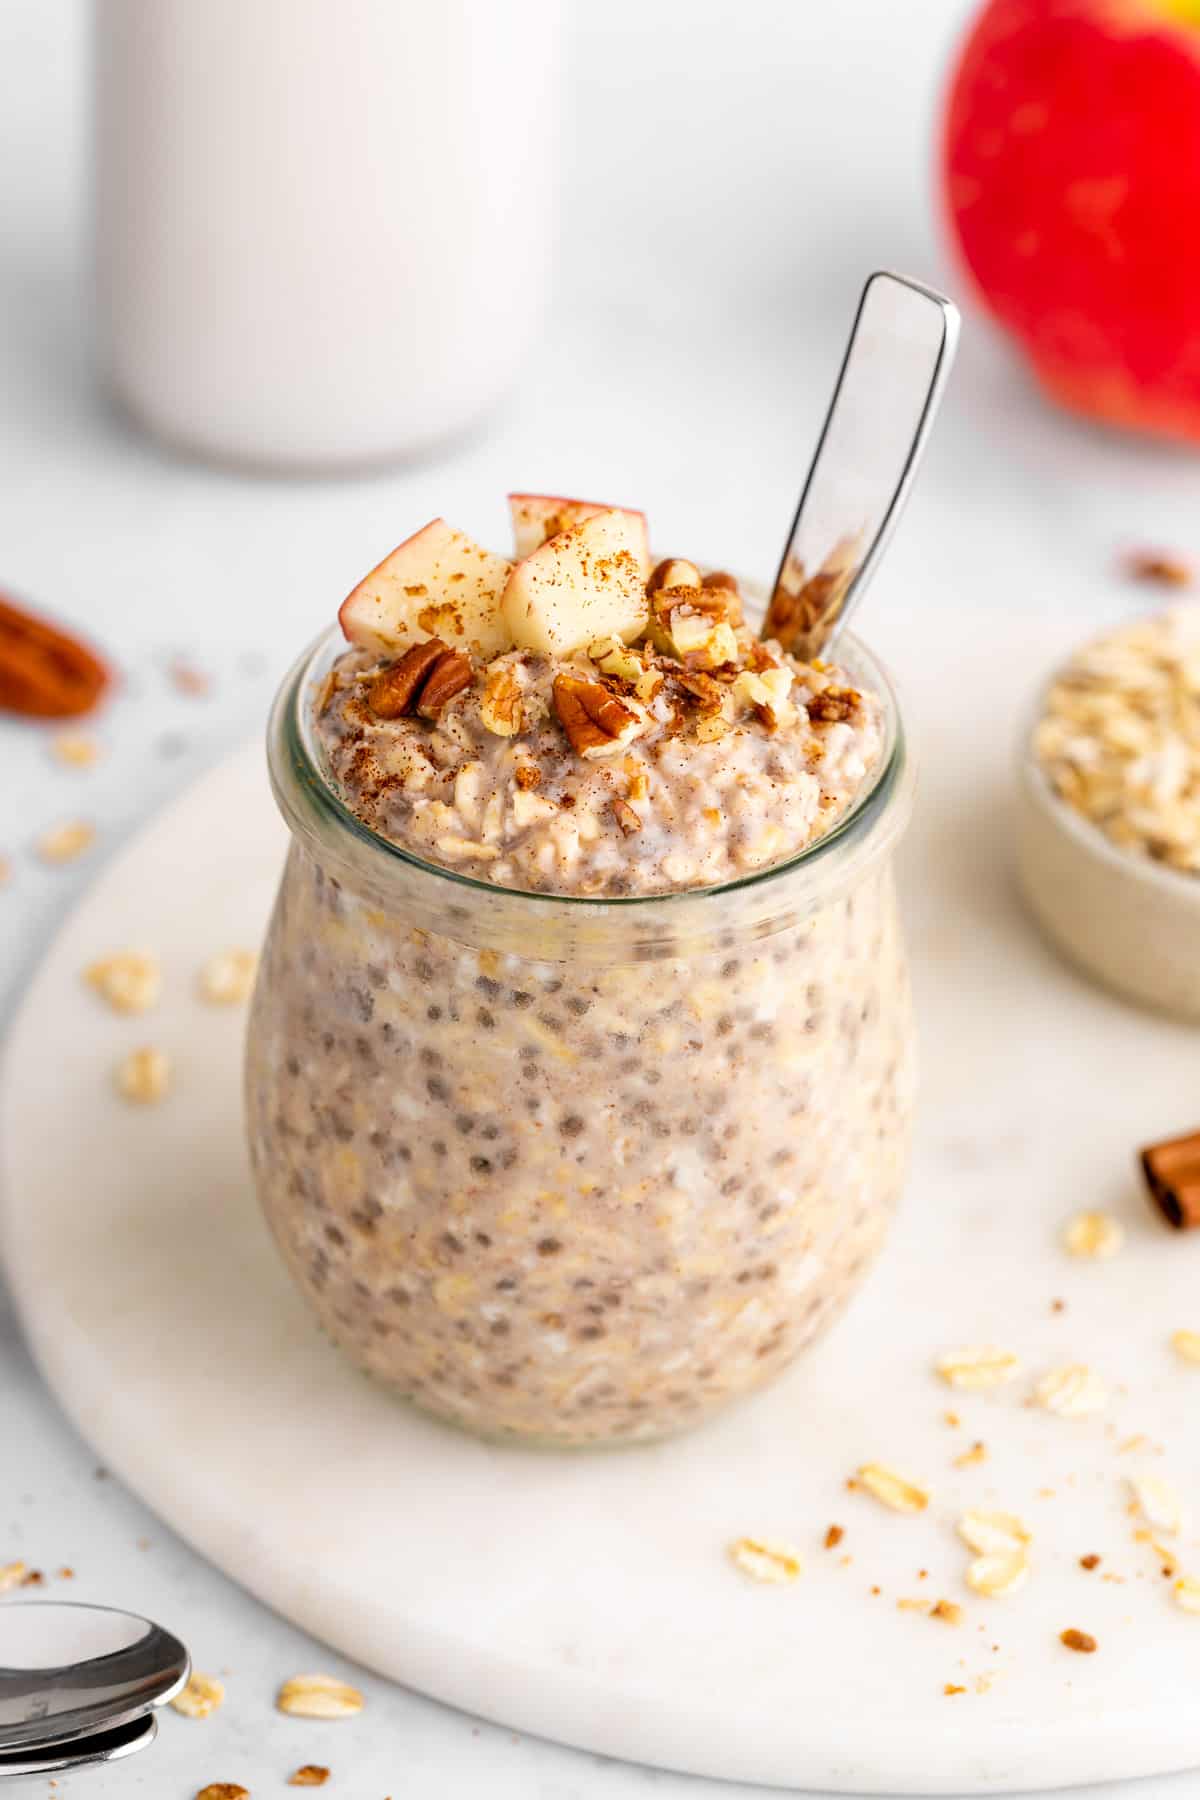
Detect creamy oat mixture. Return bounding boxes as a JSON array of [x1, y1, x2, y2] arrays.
[[246, 500, 912, 1443], [1033, 605, 1200, 874], [315, 619, 884, 899]]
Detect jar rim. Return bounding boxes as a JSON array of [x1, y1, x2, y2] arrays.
[[267, 623, 911, 925]]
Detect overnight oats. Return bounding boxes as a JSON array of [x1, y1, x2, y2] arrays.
[[246, 495, 916, 1444]]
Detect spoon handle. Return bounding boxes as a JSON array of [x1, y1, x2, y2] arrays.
[[763, 270, 959, 660]]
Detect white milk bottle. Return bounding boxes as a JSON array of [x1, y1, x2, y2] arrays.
[[94, 0, 561, 471]]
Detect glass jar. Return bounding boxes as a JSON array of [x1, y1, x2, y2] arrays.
[[246, 627, 917, 1446]]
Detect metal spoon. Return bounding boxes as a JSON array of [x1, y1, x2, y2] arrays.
[[0, 1710, 158, 1778], [0, 1602, 188, 1773], [763, 270, 959, 660]]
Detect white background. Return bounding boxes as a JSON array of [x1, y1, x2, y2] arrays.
[[3, 2, 1200, 1794]]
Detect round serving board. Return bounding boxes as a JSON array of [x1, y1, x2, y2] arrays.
[[3, 601, 1200, 1794]]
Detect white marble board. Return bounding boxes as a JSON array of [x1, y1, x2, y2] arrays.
[[2, 600, 1200, 1793]]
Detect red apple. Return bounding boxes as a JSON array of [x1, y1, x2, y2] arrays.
[[501, 510, 649, 655], [508, 494, 649, 572], [339, 519, 513, 658], [942, 0, 1200, 445]]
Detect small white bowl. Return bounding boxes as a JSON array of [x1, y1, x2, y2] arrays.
[[1016, 724, 1200, 1023]]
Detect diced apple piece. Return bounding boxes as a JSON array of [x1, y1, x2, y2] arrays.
[[508, 493, 649, 574], [339, 519, 513, 659], [501, 510, 650, 657]]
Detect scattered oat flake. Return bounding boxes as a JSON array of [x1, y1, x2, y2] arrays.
[[1035, 1364, 1107, 1417], [1062, 1211, 1125, 1260], [36, 820, 95, 863], [276, 1675, 364, 1719], [935, 1346, 1020, 1390], [289, 1770, 330, 1788], [966, 1550, 1030, 1598], [856, 1463, 929, 1513], [1174, 1575, 1200, 1614], [944, 1683, 967, 1696], [728, 1537, 802, 1584], [1060, 1628, 1097, 1654], [0, 1561, 26, 1593], [958, 1511, 1032, 1555], [1171, 1329, 1200, 1365], [897, 1597, 929, 1613], [171, 659, 212, 696], [931, 1599, 964, 1624], [56, 1566, 74, 1580], [824, 1524, 844, 1550], [196, 1786, 248, 1800], [954, 1440, 988, 1469], [198, 949, 258, 1005], [171, 1673, 225, 1719], [115, 1046, 171, 1104], [1129, 1473, 1184, 1535], [51, 731, 101, 768], [85, 951, 161, 1014], [943, 1410, 961, 1428]]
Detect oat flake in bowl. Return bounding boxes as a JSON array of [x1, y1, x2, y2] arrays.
[[1018, 604, 1200, 1021], [246, 495, 917, 1445]]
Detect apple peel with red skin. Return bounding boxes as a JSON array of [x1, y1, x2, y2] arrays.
[[943, 0, 1200, 445]]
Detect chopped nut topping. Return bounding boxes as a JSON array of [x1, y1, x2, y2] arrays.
[[930, 1599, 964, 1625], [806, 686, 861, 724], [195, 1787, 248, 1800], [276, 1675, 365, 1719], [1174, 1574, 1200, 1613], [1063, 1210, 1125, 1259], [958, 1511, 1031, 1555], [728, 1537, 803, 1584], [1080, 1554, 1101, 1571], [855, 1463, 929, 1514], [0, 1561, 26, 1592], [552, 673, 644, 759], [115, 1046, 171, 1104], [1034, 1364, 1107, 1417], [198, 949, 258, 1005], [36, 819, 95, 863], [288, 1769, 331, 1788], [824, 1524, 844, 1550], [171, 1674, 225, 1719], [52, 731, 101, 767], [85, 951, 161, 1015], [966, 1549, 1030, 1598], [936, 1346, 1021, 1391], [646, 558, 702, 595], [1129, 1473, 1184, 1536], [1171, 1328, 1200, 1364], [1060, 1628, 1097, 1654], [479, 665, 524, 736], [610, 796, 641, 837], [1142, 1129, 1200, 1230], [368, 638, 473, 720]]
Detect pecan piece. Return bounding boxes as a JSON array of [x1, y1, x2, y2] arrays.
[[646, 557, 702, 595], [368, 638, 473, 721], [610, 796, 642, 836], [416, 649, 473, 719], [807, 686, 860, 724], [552, 673, 644, 758], [0, 593, 110, 718]]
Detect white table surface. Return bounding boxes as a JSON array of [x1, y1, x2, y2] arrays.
[[4, 2, 1200, 1794]]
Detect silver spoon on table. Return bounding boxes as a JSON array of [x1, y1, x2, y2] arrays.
[[762, 270, 959, 660], [0, 1602, 188, 1778]]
